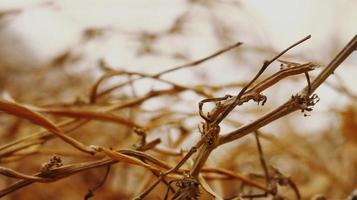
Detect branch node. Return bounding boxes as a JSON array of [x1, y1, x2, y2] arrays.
[[40, 155, 63, 173], [292, 93, 320, 115]]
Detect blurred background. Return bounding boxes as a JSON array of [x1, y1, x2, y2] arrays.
[[0, 0, 356, 199]]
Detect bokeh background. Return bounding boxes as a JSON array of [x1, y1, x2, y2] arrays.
[[0, 0, 356, 199]]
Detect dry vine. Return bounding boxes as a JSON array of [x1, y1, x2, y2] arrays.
[[0, 34, 356, 200]]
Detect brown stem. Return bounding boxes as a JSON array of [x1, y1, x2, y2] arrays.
[[219, 34, 357, 146]]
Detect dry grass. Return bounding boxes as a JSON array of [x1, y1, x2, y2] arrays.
[[0, 34, 356, 200], [0, 3, 357, 199]]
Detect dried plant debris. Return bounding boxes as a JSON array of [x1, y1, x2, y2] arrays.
[[0, 28, 356, 200]]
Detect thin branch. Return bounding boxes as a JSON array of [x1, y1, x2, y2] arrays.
[[219, 35, 357, 146], [95, 42, 242, 101]]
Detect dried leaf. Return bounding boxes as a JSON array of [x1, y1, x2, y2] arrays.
[[38, 108, 140, 128], [0, 99, 62, 134], [93, 146, 160, 173], [0, 99, 94, 154]]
